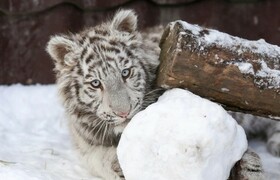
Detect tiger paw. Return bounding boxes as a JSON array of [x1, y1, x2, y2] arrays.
[[237, 150, 265, 180]]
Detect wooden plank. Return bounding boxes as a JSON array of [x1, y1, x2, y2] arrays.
[[157, 21, 280, 120]]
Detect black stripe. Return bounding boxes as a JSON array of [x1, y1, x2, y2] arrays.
[[134, 82, 141, 88], [78, 36, 87, 45], [106, 46, 121, 54], [105, 55, 114, 61], [90, 60, 102, 67], [95, 29, 109, 36], [89, 36, 106, 44], [245, 168, 262, 172], [109, 39, 118, 46], [125, 49, 134, 58], [138, 61, 149, 80], [120, 42, 126, 47], [74, 80, 86, 106], [118, 56, 125, 63], [76, 65, 84, 76], [62, 84, 71, 98], [85, 74, 92, 79], [124, 59, 129, 65], [81, 48, 88, 60], [84, 89, 94, 98], [85, 54, 94, 64]]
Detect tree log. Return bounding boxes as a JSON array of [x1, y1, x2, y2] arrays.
[[157, 21, 280, 120]]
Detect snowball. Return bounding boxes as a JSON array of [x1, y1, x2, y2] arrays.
[[117, 88, 248, 180]]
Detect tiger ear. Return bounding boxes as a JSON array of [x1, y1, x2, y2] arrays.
[[111, 9, 138, 33], [46, 35, 78, 69]]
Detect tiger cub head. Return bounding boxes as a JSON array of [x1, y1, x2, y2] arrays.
[[46, 9, 161, 144]]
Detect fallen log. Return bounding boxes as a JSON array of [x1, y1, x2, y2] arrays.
[[157, 21, 280, 120]]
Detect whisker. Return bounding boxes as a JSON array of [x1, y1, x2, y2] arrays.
[[86, 119, 103, 137], [92, 120, 104, 138], [96, 121, 107, 143], [102, 123, 108, 145], [145, 88, 163, 96], [81, 117, 101, 134], [90, 120, 106, 145]]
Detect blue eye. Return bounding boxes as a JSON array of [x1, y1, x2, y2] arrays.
[[122, 69, 130, 79], [91, 79, 101, 88]]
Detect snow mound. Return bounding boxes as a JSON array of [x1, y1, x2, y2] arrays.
[[117, 88, 248, 180]]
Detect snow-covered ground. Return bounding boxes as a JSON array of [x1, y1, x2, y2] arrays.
[[0, 84, 279, 180], [0, 85, 98, 180]]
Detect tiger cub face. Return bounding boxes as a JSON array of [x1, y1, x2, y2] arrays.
[[46, 10, 161, 146]]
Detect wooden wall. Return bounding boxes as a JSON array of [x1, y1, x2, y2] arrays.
[[1, 0, 279, 84]]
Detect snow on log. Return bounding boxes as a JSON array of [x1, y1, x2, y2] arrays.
[[157, 21, 280, 120], [117, 89, 248, 180]]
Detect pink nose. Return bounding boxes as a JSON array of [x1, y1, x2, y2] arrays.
[[115, 111, 129, 118]]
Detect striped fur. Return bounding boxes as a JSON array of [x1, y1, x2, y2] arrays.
[[46, 9, 278, 180]]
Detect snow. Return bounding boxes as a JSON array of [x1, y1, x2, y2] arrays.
[[255, 60, 280, 89], [230, 60, 280, 89], [250, 140, 280, 180], [0, 85, 99, 180], [0, 85, 279, 180], [117, 88, 247, 180], [233, 62, 255, 75], [177, 20, 280, 59]]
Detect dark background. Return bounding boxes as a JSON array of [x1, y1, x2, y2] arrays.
[[1, 0, 279, 84]]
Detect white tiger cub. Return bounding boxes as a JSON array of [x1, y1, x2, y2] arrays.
[[46, 9, 275, 179]]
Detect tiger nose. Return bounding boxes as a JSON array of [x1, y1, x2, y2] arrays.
[[115, 111, 129, 118]]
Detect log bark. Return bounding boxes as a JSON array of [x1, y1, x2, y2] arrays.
[[157, 21, 280, 120]]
